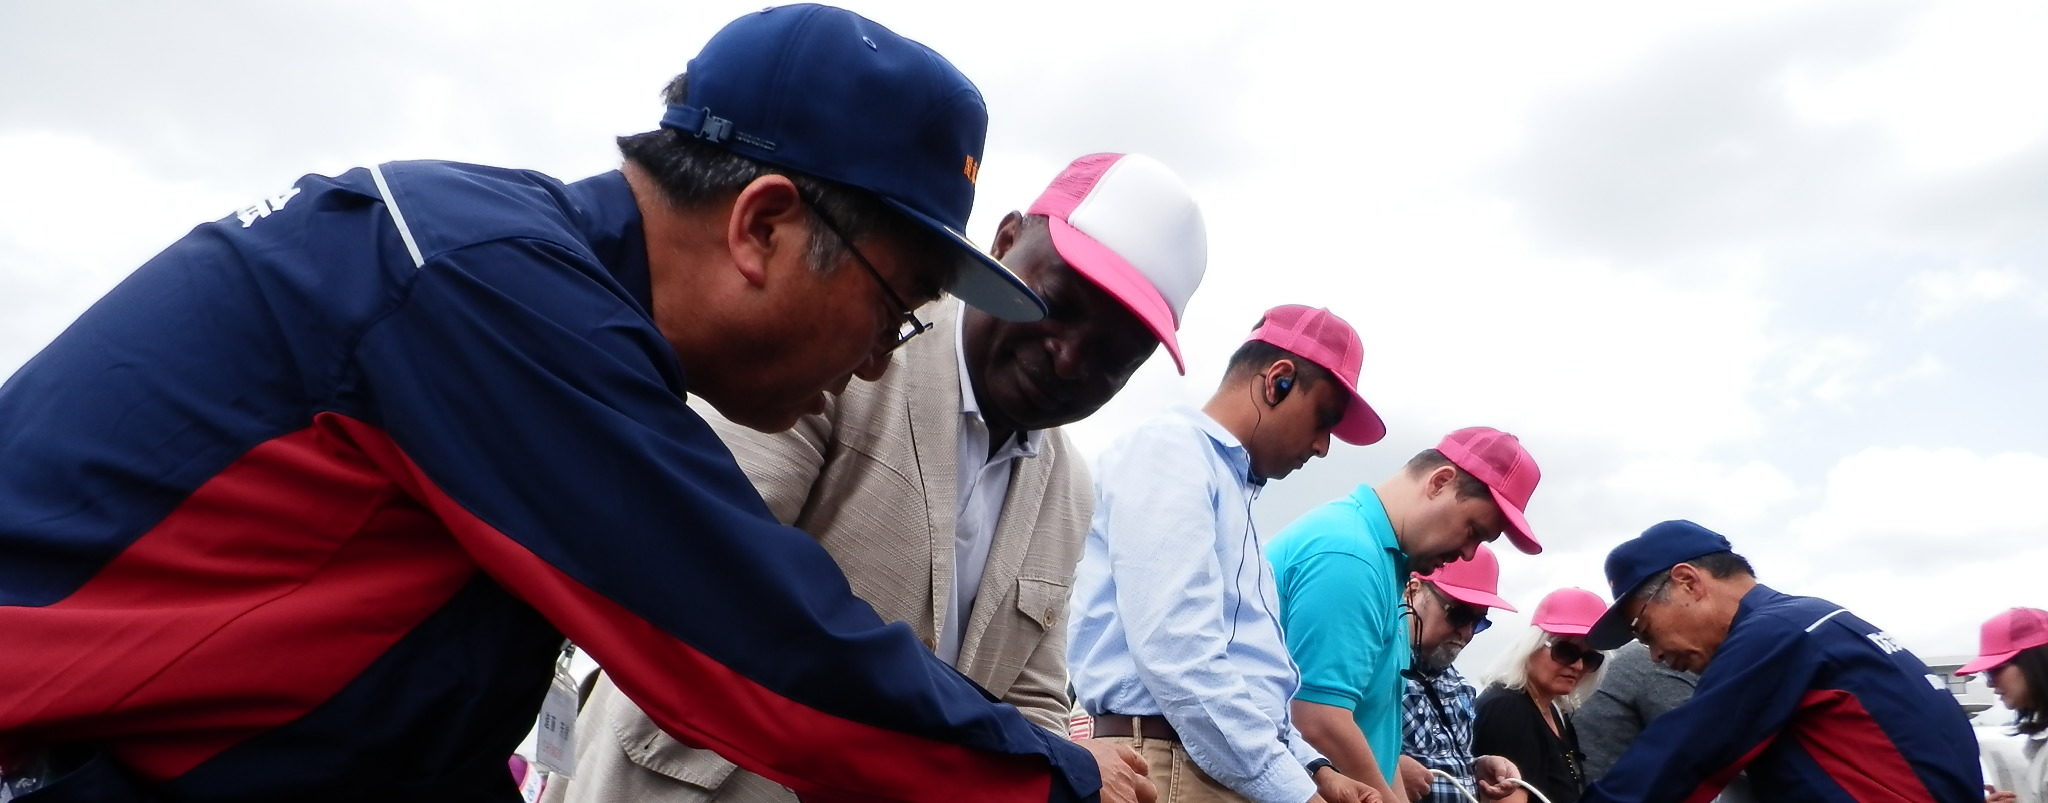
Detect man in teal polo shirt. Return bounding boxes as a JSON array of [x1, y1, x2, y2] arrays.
[[1267, 427, 1544, 802]]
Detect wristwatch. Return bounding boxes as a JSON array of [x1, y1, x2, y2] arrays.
[[1305, 757, 1334, 777]]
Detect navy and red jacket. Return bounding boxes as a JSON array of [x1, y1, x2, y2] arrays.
[[1583, 585, 1981, 802], [0, 161, 1097, 801]]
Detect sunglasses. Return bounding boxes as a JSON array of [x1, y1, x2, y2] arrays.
[[1426, 585, 1492, 634], [1546, 639, 1605, 670]]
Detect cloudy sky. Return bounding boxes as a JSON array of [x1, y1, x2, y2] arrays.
[[5, 0, 2043, 700]]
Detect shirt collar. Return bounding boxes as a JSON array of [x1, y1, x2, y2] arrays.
[[1348, 484, 1408, 571], [955, 301, 1043, 458], [1179, 407, 1263, 489], [562, 170, 652, 316]]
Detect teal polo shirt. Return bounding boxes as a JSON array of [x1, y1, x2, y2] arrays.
[[1266, 484, 1410, 785]]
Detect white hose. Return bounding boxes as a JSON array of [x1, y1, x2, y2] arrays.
[[1426, 768, 1556, 803]]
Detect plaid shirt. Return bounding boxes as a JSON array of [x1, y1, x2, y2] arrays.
[[1402, 665, 1478, 803]]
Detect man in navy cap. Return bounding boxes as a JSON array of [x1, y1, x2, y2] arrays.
[[0, 5, 1148, 802], [549, 152, 1210, 803], [1577, 521, 1980, 802]]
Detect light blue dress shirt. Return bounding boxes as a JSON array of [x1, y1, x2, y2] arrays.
[[1068, 408, 1323, 803]]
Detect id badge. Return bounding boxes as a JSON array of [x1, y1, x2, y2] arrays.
[[534, 643, 580, 776], [518, 766, 547, 803]]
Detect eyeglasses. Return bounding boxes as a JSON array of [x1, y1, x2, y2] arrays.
[[1546, 639, 1605, 670], [1627, 573, 1673, 642], [801, 193, 932, 348]]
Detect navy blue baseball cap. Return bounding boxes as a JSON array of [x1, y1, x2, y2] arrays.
[[660, 4, 1046, 322], [1586, 520, 1735, 649]]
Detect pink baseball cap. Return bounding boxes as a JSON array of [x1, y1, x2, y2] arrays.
[[1436, 427, 1542, 554], [1417, 544, 1518, 612], [1028, 153, 1207, 373], [1532, 588, 1609, 636], [1958, 607, 2048, 675], [1245, 305, 1385, 444]]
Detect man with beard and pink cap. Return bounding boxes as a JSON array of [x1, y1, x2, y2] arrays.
[[547, 151, 1208, 803], [1394, 546, 1533, 803], [1068, 305, 1388, 803], [1267, 427, 1544, 803]]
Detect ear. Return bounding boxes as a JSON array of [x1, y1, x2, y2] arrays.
[[1424, 465, 1459, 499], [1669, 563, 1707, 600], [1264, 359, 1297, 404], [1266, 358, 1297, 384], [725, 174, 808, 288], [990, 211, 1028, 261]]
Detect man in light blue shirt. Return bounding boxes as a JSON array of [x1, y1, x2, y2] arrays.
[[1268, 427, 1544, 803], [1069, 305, 1387, 803]]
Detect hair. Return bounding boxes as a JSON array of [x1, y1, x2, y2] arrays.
[[1223, 338, 1334, 390], [616, 73, 946, 281], [1402, 449, 1494, 501], [1633, 551, 1756, 604], [2003, 644, 2048, 736], [1480, 625, 1610, 713]]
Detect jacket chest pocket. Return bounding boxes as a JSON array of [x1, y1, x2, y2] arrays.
[[1015, 576, 1069, 631]]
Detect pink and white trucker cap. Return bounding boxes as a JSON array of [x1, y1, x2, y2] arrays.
[[1028, 153, 1207, 373], [1245, 305, 1385, 445], [1436, 427, 1542, 554], [1418, 543, 1517, 612], [1958, 607, 2048, 675]]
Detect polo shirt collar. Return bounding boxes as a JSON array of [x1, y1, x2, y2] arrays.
[[1350, 484, 1409, 576]]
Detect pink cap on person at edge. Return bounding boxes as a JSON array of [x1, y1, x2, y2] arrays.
[[1436, 427, 1543, 554], [1532, 588, 1609, 636], [1244, 305, 1385, 445], [1028, 153, 1207, 373], [1957, 607, 2048, 675], [1417, 543, 1518, 612]]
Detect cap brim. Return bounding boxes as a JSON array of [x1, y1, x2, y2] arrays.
[[1330, 375, 1386, 445], [1435, 582, 1518, 613], [1957, 650, 2021, 675], [1586, 603, 1637, 650], [1491, 488, 1541, 555], [1043, 217, 1183, 373], [880, 197, 1047, 322]]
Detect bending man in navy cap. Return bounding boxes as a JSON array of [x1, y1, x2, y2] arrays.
[[0, 5, 1148, 802], [1578, 521, 1980, 802], [548, 152, 1209, 803]]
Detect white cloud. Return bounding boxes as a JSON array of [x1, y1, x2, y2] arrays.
[[1906, 266, 2035, 323], [1781, 0, 2048, 175], [1789, 445, 2048, 553], [1767, 444, 2048, 655], [0, 131, 245, 373], [1598, 457, 1802, 524]]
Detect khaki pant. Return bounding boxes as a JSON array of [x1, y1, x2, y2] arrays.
[[1094, 734, 1251, 803]]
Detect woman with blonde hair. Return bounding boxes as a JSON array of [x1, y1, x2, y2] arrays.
[[1962, 607, 2048, 803], [1474, 588, 1610, 803]]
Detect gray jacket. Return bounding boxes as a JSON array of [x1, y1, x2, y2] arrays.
[[1575, 643, 1697, 780]]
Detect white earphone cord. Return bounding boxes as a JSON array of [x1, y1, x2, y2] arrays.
[[1427, 768, 1555, 803]]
